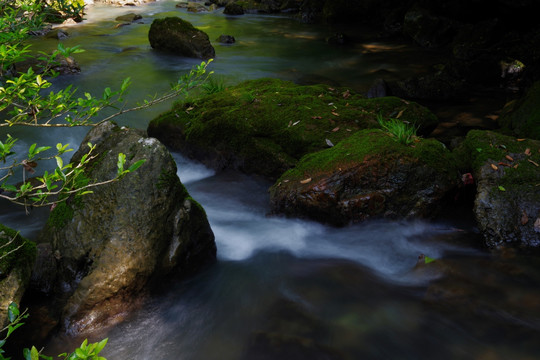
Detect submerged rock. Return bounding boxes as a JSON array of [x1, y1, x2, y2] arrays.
[[269, 129, 458, 225], [0, 224, 36, 327], [38, 122, 216, 336], [223, 2, 244, 15], [217, 34, 236, 44], [455, 130, 540, 248], [115, 13, 142, 22], [148, 78, 438, 179], [148, 17, 215, 59]]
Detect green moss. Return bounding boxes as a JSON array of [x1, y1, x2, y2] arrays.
[[157, 168, 182, 191], [498, 81, 540, 140], [0, 224, 36, 278], [47, 198, 82, 230], [276, 129, 456, 183], [152, 17, 198, 32], [150, 78, 437, 178], [454, 130, 540, 187]]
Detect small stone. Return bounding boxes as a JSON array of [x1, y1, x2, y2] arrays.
[[217, 34, 235, 44]]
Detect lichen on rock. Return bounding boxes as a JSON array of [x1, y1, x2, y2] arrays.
[[37, 121, 216, 336]]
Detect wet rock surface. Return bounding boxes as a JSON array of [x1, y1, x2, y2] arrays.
[[270, 129, 458, 225], [37, 122, 216, 336], [148, 17, 215, 59]]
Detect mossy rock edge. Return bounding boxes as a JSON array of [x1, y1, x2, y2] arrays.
[[148, 78, 438, 180], [269, 129, 459, 225]]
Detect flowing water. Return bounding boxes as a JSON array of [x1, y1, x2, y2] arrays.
[[2, 2, 540, 359]]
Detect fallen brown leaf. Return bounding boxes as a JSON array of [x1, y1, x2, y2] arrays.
[[490, 163, 499, 171], [516, 138, 526, 142], [328, 87, 335, 91], [514, 164, 519, 169], [312, 116, 322, 119], [521, 210, 529, 225], [300, 178, 312, 184], [534, 218, 540, 232], [525, 148, 531, 156], [528, 159, 539, 167], [332, 127, 340, 132], [505, 155, 514, 162], [498, 162, 512, 167], [342, 90, 350, 99], [331, 111, 340, 116], [396, 109, 404, 119]]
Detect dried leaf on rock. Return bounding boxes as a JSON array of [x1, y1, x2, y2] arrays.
[[521, 210, 529, 225], [505, 155, 514, 162], [490, 163, 499, 170], [300, 178, 312, 184]]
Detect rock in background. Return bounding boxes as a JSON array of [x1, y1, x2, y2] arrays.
[[148, 17, 215, 59]]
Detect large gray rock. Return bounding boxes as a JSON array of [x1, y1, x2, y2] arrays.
[[148, 17, 215, 59], [38, 122, 216, 335], [0, 224, 36, 327]]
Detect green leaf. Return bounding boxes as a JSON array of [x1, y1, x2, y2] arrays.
[[2, 184, 18, 192], [74, 348, 86, 358], [498, 185, 506, 192], [94, 338, 108, 354], [7, 302, 19, 322], [55, 156, 63, 169], [127, 159, 146, 173], [117, 153, 126, 177], [424, 256, 436, 264], [30, 346, 39, 360], [23, 347, 32, 360], [475, 148, 483, 153]]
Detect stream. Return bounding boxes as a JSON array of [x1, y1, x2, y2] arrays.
[[2, 2, 540, 359]]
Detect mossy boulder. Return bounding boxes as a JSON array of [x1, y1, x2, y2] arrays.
[[223, 2, 244, 14], [37, 121, 216, 336], [269, 129, 458, 225], [455, 130, 540, 248], [0, 224, 36, 327], [148, 78, 438, 179], [498, 81, 540, 140], [148, 17, 215, 59]]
